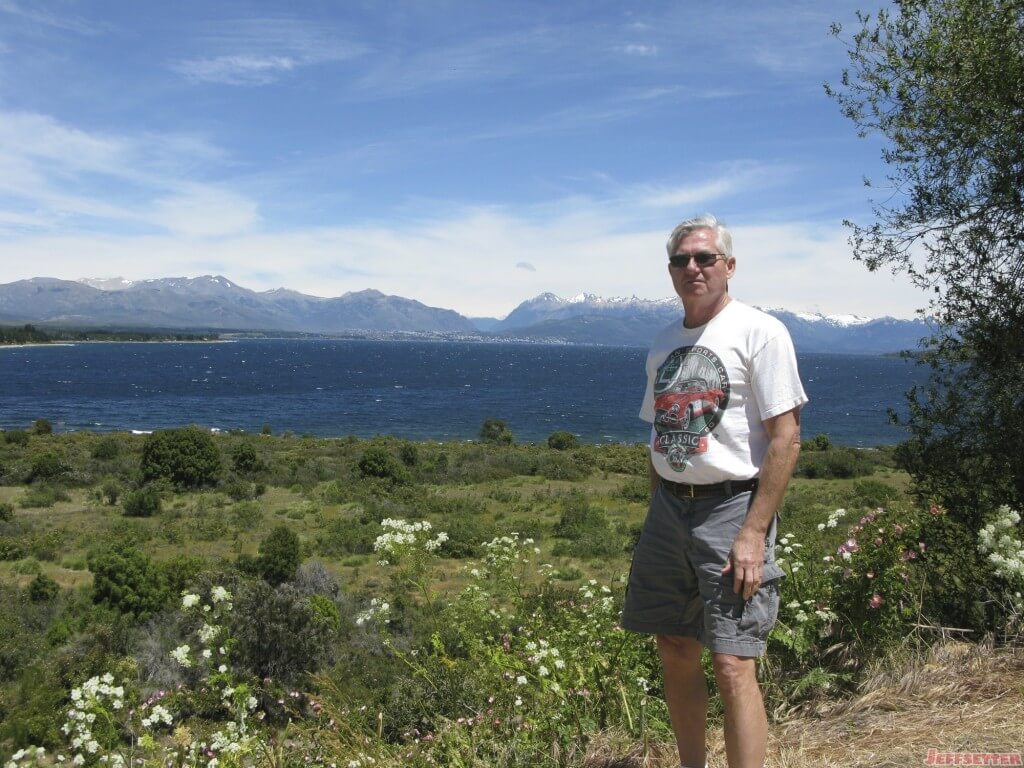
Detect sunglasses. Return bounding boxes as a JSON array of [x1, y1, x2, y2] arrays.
[[669, 252, 728, 269]]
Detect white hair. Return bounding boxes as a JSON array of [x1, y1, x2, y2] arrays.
[[665, 213, 733, 257]]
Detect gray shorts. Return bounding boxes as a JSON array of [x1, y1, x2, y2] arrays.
[[621, 482, 784, 657]]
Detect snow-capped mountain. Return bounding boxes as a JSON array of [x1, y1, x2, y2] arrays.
[[0, 277, 930, 353], [492, 293, 930, 353]]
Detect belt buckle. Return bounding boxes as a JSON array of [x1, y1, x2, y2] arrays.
[[686, 483, 695, 498]]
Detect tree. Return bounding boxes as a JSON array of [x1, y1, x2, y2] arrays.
[[88, 544, 168, 620], [828, 0, 1024, 630], [358, 445, 407, 483], [547, 431, 580, 450], [256, 524, 301, 586], [140, 426, 222, 488], [31, 419, 52, 436], [479, 418, 514, 445], [122, 485, 162, 517], [828, 1, 1024, 517]]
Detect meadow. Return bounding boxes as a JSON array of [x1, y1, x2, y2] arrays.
[[0, 424, 1020, 767]]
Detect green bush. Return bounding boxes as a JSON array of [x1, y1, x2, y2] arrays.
[[99, 476, 122, 505], [0, 500, 13, 522], [140, 426, 222, 488], [851, 478, 902, 508], [91, 436, 121, 460], [32, 418, 52, 436], [232, 581, 344, 683], [122, 485, 162, 517], [27, 573, 60, 602], [19, 485, 69, 509], [26, 452, 67, 483], [803, 433, 833, 451], [617, 476, 650, 503], [479, 418, 514, 445], [796, 446, 877, 479], [4, 429, 30, 447], [256, 524, 301, 586], [88, 544, 168, 619], [231, 441, 264, 474], [358, 445, 407, 483], [547, 431, 580, 450]]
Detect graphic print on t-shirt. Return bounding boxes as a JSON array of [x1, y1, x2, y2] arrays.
[[652, 345, 731, 471]]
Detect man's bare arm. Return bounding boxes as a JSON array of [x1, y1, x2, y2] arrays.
[[722, 407, 802, 600]]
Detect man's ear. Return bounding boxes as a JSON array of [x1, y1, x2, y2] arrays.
[[725, 257, 737, 278]]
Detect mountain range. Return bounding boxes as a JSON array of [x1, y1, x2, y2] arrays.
[[0, 276, 930, 354]]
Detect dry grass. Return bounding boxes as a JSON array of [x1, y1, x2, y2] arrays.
[[587, 642, 1024, 768]]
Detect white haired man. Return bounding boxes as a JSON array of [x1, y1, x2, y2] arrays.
[[621, 214, 807, 768]]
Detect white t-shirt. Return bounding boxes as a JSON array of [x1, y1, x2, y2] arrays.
[[639, 300, 808, 484]]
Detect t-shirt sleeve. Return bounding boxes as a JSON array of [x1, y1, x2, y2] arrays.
[[750, 331, 809, 421]]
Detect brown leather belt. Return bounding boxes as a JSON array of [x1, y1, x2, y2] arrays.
[[661, 477, 759, 500]]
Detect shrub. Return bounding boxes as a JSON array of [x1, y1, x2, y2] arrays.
[[140, 426, 222, 488], [4, 429, 30, 447], [398, 441, 419, 467], [32, 418, 52, 435], [256, 524, 301, 586], [803, 433, 833, 451], [19, 485, 69, 508], [231, 441, 263, 474], [617, 476, 650, 503], [27, 452, 67, 483], [547, 431, 580, 450], [0, 500, 13, 522], [224, 478, 256, 502], [122, 485, 162, 517], [851, 478, 902, 508], [796, 446, 877, 479], [358, 445, 407, 483], [479, 418, 514, 445], [88, 544, 168, 619], [261, 423, 272, 435], [27, 572, 60, 602], [232, 581, 343, 682], [99, 477, 122, 505], [91, 436, 121, 460]]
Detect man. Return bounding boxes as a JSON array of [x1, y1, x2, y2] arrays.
[[621, 214, 806, 768]]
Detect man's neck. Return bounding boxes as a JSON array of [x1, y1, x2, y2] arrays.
[[682, 294, 732, 329]]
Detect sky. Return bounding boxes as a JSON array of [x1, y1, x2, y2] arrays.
[[0, 0, 924, 319]]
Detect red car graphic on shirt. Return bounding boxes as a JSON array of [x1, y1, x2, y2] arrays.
[[654, 381, 725, 431]]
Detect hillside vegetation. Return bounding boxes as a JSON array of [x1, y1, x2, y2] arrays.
[[0, 428, 1020, 767]]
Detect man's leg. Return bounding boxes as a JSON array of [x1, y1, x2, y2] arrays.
[[711, 652, 767, 768], [656, 634, 708, 768]]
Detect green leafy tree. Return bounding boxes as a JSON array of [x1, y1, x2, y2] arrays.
[[231, 441, 263, 474], [31, 418, 52, 435], [140, 425, 222, 488], [479, 418, 514, 445], [828, 0, 1024, 629], [27, 572, 60, 602], [122, 485, 162, 517], [357, 445, 407, 482], [257, 524, 301, 586], [88, 544, 168, 619], [547, 431, 580, 450]]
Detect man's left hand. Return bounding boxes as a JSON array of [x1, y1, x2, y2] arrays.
[[721, 527, 765, 601]]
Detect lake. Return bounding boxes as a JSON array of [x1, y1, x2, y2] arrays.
[[0, 339, 925, 446]]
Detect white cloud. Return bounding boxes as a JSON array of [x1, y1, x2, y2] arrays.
[[172, 17, 365, 86], [174, 55, 298, 86], [0, 109, 259, 238], [0, 204, 925, 319], [515, 261, 536, 272], [620, 44, 658, 57], [148, 186, 261, 238]]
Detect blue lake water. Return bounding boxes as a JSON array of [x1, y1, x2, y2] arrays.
[[0, 339, 924, 446]]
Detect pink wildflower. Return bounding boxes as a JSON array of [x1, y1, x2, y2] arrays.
[[869, 594, 885, 609]]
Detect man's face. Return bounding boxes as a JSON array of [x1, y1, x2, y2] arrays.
[[668, 227, 736, 305]]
